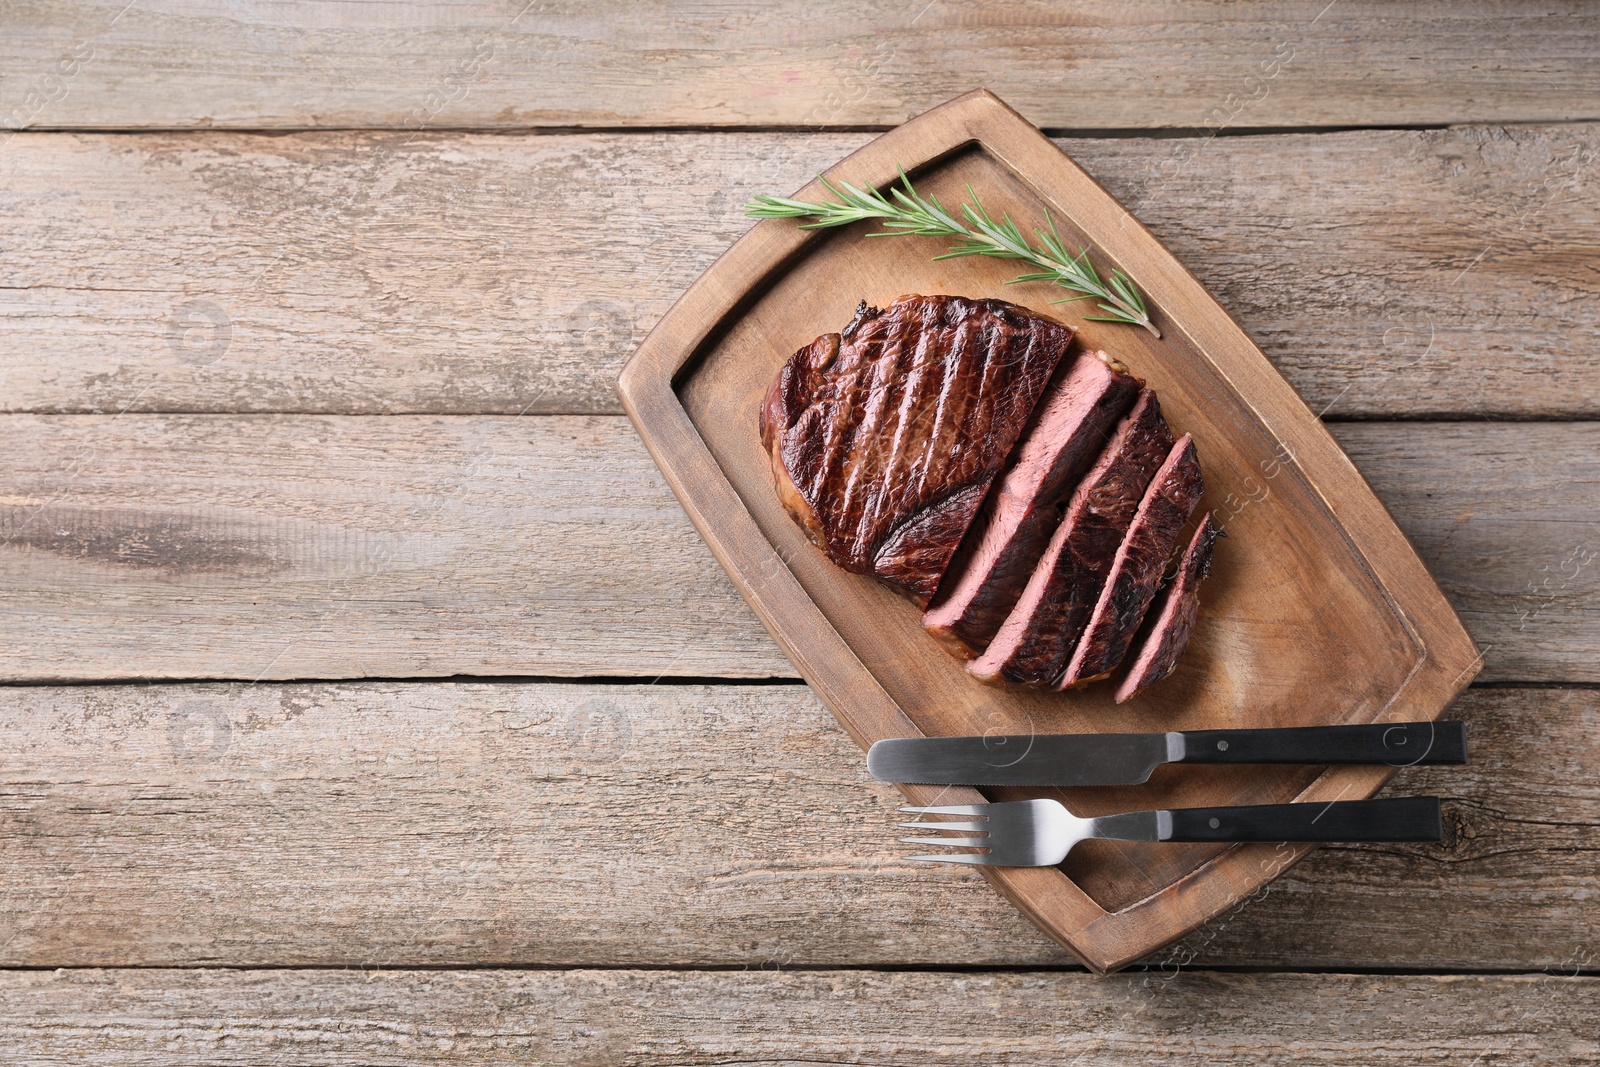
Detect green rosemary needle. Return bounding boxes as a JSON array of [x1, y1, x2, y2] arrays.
[[746, 169, 1160, 338]]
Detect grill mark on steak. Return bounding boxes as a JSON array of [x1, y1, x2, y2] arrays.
[[922, 349, 1141, 658], [760, 295, 1073, 606], [1114, 512, 1219, 703], [1060, 434, 1206, 688], [968, 390, 1174, 685]]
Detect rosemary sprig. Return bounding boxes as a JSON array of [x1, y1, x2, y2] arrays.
[[746, 169, 1160, 337]]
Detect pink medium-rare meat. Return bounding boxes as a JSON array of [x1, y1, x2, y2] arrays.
[[1114, 512, 1219, 703], [1060, 435, 1205, 688], [922, 349, 1141, 657], [759, 295, 1073, 606], [968, 390, 1175, 685]]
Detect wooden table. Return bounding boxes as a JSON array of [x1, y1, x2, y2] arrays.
[[1, 3, 1596, 1062]]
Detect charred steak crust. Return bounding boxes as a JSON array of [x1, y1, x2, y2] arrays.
[[1115, 512, 1219, 703], [922, 349, 1141, 658], [760, 295, 1073, 606], [968, 390, 1175, 685], [1061, 435, 1205, 688]]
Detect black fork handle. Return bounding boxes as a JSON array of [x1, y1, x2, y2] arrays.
[[1161, 796, 1444, 843]]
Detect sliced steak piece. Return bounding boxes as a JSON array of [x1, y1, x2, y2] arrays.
[[922, 350, 1140, 656], [760, 294, 1073, 606], [1060, 435, 1205, 688], [1114, 512, 1219, 703], [968, 390, 1174, 685]]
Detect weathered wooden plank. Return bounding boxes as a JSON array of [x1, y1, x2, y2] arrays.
[[3, 1, 1599, 131], [0, 413, 793, 680], [0, 682, 1591, 971], [0, 415, 1594, 683], [1, 124, 1596, 418], [0, 968, 1593, 1066], [1342, 422, 1600, 686]]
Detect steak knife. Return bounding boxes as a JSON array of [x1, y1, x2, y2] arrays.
[[867, 720, 1467, 787]]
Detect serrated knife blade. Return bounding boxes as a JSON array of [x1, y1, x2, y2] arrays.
[[868, 732, 1179, 787]]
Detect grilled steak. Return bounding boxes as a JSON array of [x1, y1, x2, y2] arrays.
[[922, 350, 1140, 656], [1060, 435, 1205, 688], [968, 390, 1174, 685], [759, 295, 1073, 605], [1114, 512, 1218, 703]]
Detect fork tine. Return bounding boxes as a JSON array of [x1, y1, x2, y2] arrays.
[[899, 804, 990, 816], [899, 836, 989, 848], [896, 820, 987, 832], [905, 852, 996, 865]]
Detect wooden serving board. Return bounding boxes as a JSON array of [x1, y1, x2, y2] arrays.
[[616, 90, 1480, 974]]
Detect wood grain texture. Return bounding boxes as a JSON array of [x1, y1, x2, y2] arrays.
[[2, 123, 1597, 417], [0, 415, 1594, 683], [0, 968, 1594, 1066], [0, 413, 792, 680], [0, 681, 1590, 971], [3, 1, 1599, 130]]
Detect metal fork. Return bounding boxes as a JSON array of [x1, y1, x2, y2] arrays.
[[901, 796, 1443, 866]]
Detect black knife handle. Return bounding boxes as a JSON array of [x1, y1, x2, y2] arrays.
[[1162, 797, 1444, 843], [1178, 721, 1466, 766]]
